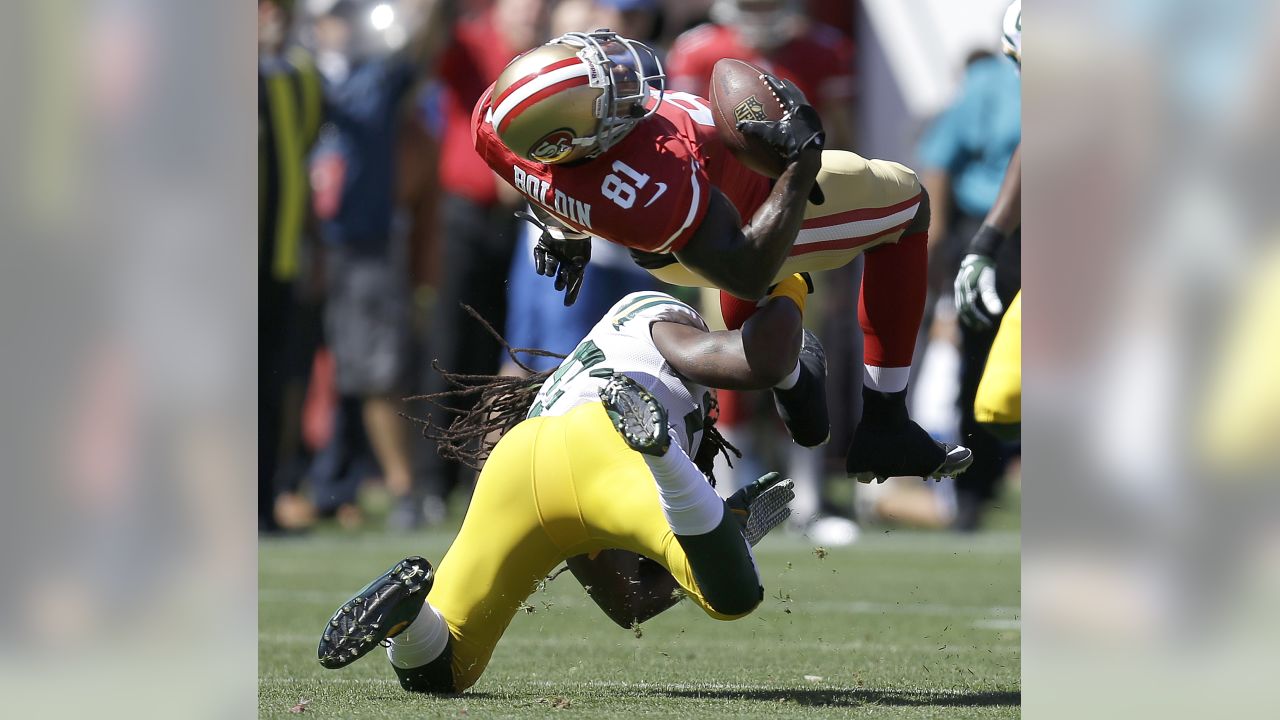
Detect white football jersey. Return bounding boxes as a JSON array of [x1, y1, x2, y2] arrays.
[[527, 292, 712, 456]]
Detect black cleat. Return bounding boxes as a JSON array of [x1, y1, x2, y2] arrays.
[[846, 387, 973, 483], [318, 556, 434, 670], [599, 373, 670, 456], [772, 329, 830, 447]]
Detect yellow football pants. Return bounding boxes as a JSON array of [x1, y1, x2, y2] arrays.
[[647, 150, 923, 287], [974, 291, 1022, 425], [426, 402, 749, 691]]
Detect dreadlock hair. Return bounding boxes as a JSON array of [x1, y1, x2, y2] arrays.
[[405, 305, 744, 483], [692, 389, 742, 488], [403, 305, 562, 471]]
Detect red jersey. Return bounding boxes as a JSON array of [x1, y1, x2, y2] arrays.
[[473, 87, 771, 254], [436, 11, 517, 205], [666, 23, 854, 110]]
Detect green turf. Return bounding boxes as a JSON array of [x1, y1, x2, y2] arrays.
[[260, 493, 1020, 718]]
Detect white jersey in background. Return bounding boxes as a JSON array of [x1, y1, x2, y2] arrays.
[[1003, 0, 1021, 69], [527, 292, 712, 456]]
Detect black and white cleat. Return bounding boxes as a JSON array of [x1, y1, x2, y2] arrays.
[[317, 556, 434, 670], [848, 441, 974, 484], [598, 373, 670, 456], [928, 443, 974, 481]]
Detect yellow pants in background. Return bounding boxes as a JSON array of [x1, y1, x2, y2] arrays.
[[975, 291, 1022, 426]]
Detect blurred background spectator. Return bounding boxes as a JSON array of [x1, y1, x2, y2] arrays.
[[259, 0, 324, 533], [667, 0, 854, 146], [916, 48, 1021, 531], [302, 0, 448, 530], [595, 0, 665, 49]]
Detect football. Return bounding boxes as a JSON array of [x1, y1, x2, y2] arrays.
[[708, 58, 789, 178]]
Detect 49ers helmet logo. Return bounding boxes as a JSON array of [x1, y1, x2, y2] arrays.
[[529, 129, 576, 163]]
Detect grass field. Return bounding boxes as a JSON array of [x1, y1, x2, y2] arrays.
[[260, 490, 1020, 718]]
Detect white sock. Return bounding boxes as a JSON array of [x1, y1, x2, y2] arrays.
[[774, 361, 802, 390], [643, 441, 725, 536], [863, 365, 910, 394], [386, 602, 450, 669]]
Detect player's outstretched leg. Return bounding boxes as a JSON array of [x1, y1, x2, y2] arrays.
[[772, 329, 830, 447], [318, 556, 435, 669], [845, 387, 974, 483]]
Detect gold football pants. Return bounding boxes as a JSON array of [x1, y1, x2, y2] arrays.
[[426, 402, 751, 691], [647, 150, 923, 287], [974, 291, 1022, 426]]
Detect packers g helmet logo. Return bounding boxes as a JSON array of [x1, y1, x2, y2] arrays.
[[733, 96, 767, 123], [529, 129, 576, 163]]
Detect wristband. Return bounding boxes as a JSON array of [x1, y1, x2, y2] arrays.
[[968, 224, 1008, 257], [762, 273, 811, 315]]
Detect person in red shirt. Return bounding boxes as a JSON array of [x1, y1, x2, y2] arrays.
[[666, 0, 855, 148], [421, 0, 552, 516], [472, 30, 971, 482]]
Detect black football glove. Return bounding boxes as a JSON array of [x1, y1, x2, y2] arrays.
[[516, 210, 592, 306], [736, 75, 826, 204]]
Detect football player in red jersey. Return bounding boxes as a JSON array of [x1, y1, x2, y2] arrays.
[[472, 30, 971, 482]]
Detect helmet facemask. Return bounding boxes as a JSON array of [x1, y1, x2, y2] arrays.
[[555, 31, 665, 159]]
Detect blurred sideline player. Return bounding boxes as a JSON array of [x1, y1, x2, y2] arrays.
[[474, 30, 972, 484], [259, 0, 325, 531], [955, 0, 1022, 442], [665, 0, 862, 540], [317, 289, 802, 692], [914, 45, 1020, 530]]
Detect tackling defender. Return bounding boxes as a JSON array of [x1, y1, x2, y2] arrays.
[[475, 30, 971, 483], [317, 284, 810, 692]]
